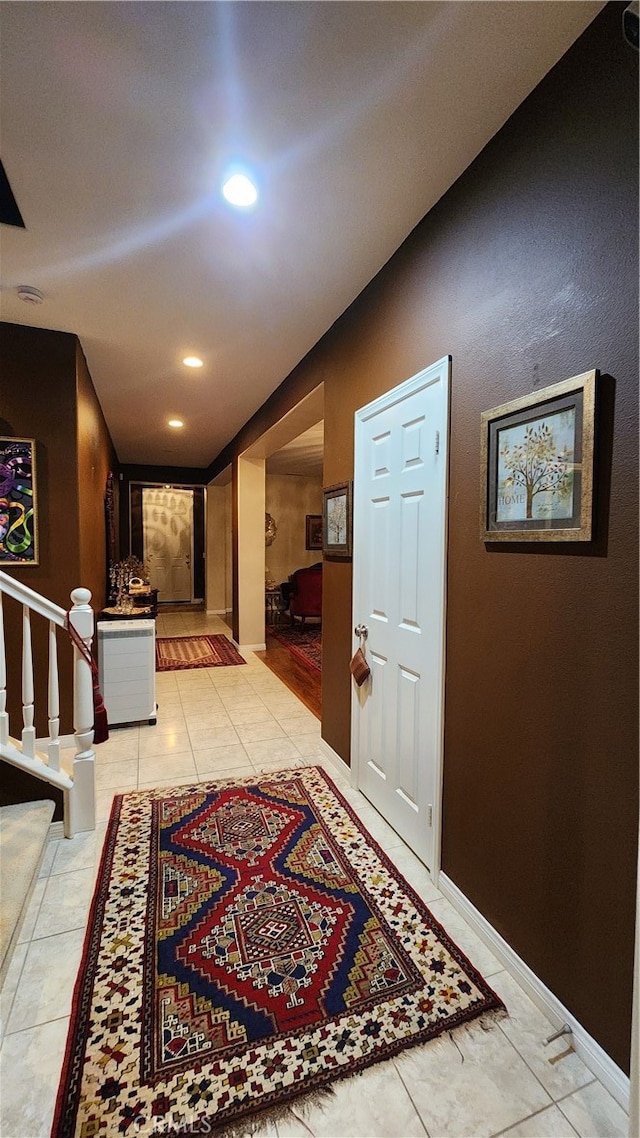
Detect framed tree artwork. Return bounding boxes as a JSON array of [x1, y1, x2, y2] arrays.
[[480, 370, 597, 542], [322, 481, 352, 558], [0, 436, 39, 564]]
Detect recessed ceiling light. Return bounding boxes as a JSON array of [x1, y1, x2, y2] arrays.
[[222, 173, 258, 209], [182, 356, 203, 368], [168, 419, 184, 429]]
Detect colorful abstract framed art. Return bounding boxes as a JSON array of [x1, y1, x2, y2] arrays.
[[0, 437, 39, 564]]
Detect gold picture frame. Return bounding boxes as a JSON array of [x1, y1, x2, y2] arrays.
[[480, 370, 597, 542]]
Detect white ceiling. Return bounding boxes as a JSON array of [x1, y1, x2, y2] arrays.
[[0, 1, 602, 470], [266, 421, 325, 478]]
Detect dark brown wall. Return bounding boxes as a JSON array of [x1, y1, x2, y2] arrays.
[[1, 322, 116, 816], [1, 323, 80, 747], [204, 6, 639, 1070], [326, 6, 638, 1071], [76, 343, 118, 613]]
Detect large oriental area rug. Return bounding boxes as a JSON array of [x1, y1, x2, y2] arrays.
[[156, 634, 246, 672], [53, 767, 504, 1137], [269, 625, 322, 673]]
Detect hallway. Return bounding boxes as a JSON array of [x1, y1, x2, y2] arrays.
[[0, 612, 629, 1138]]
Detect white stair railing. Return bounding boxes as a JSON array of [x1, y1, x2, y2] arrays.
[[0, 570, 96, 837]]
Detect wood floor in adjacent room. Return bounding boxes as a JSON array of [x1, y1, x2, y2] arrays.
[[255, 634, 321, 719]]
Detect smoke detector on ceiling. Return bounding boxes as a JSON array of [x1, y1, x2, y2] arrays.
[[17, 285, 43, 305]]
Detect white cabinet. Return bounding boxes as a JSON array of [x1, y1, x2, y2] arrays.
[[97, 620, 157, 727]]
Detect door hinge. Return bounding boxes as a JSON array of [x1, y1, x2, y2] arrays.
[[435, 431, 440, 456], [427, 804, 433, 826]]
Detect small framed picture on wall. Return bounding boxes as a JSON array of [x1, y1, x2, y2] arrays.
[[322, 481, 352, 559], [305, 514, 323, 550], [480, 369, 597, 542]]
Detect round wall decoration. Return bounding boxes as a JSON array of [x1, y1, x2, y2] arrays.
[[265, 512, 277, 546]]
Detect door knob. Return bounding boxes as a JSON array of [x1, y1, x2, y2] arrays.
[[354, 624, 368, 639]]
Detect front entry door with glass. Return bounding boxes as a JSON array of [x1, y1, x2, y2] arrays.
[[142, 487, 194, 603]]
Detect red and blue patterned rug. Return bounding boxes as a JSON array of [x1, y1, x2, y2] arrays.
[[269, 625, 322, 673], [53, 766, 504, 1137]]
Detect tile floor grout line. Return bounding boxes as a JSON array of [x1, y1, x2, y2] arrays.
[[392, 1059, 432, 1138], [31, 913, 93, 942], [4, 1010, 72, 1039], [0, 947, 28, 1048], [552, 1076, 598, 1105], [493, 1012, 600, 1116], [15, 877, 47, 952], [488, 1099, 581, 1138], [496, 1014, 557, 1094]]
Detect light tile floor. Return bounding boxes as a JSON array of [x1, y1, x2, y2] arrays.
[[0, 611, 630, 1138]]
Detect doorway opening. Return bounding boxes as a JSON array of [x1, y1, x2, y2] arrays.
[[229, 386, 324, 710], [129, 482, 205, 609], [205, 465, 233, 631]]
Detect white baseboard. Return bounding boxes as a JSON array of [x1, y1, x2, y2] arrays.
[[438, 872, 630, 1113], [237, 642, 266, 653], [319, 738, 352, 784], [206, 609, 227, 615], [49, 821, 65, 840]]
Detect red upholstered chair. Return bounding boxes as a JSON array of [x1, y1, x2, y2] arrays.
[[288, 564, 322, 626]]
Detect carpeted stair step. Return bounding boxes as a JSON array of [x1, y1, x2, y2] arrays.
[[0, 799, 55, 986]]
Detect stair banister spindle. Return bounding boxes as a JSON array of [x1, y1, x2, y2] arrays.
[[47, 619, 61, 772], [68, 588, 94, 756], [21, 603, 36, 758], [0, 592, 7, 747], [67, 588, 96, 836], [0, 571, 96, 837]]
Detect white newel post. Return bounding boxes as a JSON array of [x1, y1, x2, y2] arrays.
[[67, 587, 96, 836]]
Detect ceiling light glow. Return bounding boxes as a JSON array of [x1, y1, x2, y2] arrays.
[[183, 356, 203, 368], [222, 173, 258, 209], [168, 419, 184, 429]]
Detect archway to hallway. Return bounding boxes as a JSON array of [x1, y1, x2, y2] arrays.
[[233, 386, 324, 717]]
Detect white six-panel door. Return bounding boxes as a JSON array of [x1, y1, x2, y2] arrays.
[[351, 357, 450, 869], [142, 487, 194, 603]]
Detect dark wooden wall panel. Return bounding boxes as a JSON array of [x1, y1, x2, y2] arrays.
[[76, 343, 118, 614], [0, 323, 116, 818], [1, 323, 81, 747]]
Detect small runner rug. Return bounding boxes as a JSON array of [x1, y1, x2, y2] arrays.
[[269, 625, 322, 673], [53, 766, 504, 1138], [156, 634, 246, 671]]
